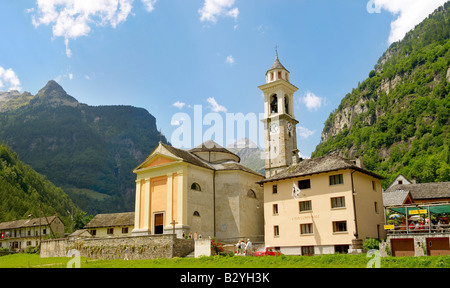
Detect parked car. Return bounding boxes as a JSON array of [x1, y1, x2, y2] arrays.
[[254, 246, 282, 257]]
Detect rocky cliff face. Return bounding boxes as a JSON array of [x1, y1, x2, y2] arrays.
[[314, 3, 450, 186]]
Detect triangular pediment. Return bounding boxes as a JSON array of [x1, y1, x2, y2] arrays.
[[134, 143, 183, 172]]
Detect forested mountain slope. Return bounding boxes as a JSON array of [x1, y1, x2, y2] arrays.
[[0, 80, 168, 214], [313, 3, 450, 187], [0, 144, 82, 230]]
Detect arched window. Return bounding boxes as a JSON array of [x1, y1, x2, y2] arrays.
[[284, 96, 289, 115], [270, 94, 278, 114], [247, 189, 257, 199], [193, 211, 200, 217], [191, 183, 201, 191]]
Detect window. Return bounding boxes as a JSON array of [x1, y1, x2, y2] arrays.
[[331, 197, 346, 208], [122, 227, 129, 234], [274, 226, 279, 237], [107, 228, 114, 235], [278, 71, 282, 80], [372, 181, 376, 191], [270, 94, 278, 113], [329, 174, 344, 185], [193, 211, 200, 217], [91, 229, 97, 236], [299, 201, 312, 212], [247, 190, 256, 199], [302, 246, 314, 256], [333, 221, 347, 233], [300, 223, 313, 235], [298, 179, 311, 190], [191, 183, 201, 191], [273, 204, 279, 215], [272, 185, 278, 194], [374, 202, 378, 213]]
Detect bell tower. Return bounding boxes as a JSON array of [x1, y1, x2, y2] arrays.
[[259, 53, 299, 178]]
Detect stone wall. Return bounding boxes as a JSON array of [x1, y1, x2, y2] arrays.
[[40, 234, 194, 260]]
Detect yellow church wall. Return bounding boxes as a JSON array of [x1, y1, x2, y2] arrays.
[[133, 161, 188, 235], [187, 165, 215, 238], [213, 170, 264, 242]]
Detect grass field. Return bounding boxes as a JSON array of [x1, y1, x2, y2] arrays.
[[1, 253, 449, 268]]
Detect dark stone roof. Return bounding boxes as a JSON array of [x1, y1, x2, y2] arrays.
[[0, 216, 58, 230], [268, 55, 289, 72], [260, 155, 384, 183], [85, 212, 135, 229], [161, 143, 212, 170], [158, 142, 263, 176], [384, 182, 450, 201], [382, 190, 411, 207], [189, 140, 240, 161]]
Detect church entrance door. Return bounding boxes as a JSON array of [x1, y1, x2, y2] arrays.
[[154, 213, 164, 235]]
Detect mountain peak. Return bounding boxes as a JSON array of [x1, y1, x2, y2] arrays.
[[35, 80, 79, 107], [37, 80, 67, 97]]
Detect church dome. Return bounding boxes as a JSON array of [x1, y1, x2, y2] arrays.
[[189, 140, 240, 163]]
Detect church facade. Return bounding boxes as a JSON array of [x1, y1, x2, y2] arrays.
[[132, 140, 264, 243]]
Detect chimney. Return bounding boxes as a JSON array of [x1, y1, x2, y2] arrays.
[[292, 150, 301, 165], [354, 156, 365, 169], [411, 176, 417, 184]]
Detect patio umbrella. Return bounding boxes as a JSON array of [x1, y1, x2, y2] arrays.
[[389, 214, 402, 219]]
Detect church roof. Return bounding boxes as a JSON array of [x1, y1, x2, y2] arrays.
[[259, 155, 384, 183], [189, 140, 239, 159], [268, 55, 289, 72], [156, 142, 262, 177]]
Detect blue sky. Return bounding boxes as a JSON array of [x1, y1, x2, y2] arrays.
[[0, 0, 447, 157]]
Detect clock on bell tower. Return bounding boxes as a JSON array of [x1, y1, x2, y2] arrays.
[[259, 53, 299, 178]]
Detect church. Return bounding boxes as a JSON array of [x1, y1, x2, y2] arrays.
[[131, 140, 265, 242], [131, 53, 386, 255]]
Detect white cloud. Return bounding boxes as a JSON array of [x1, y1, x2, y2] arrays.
[[141, 0, 158, 12], [301, 92, 323, 111], [207, 97, 227, 113], [373, 0, 448, 44], [69, 73, 73, 80], [173, 101, 186, 109], [31, 0, 156, 57], [297, 126, 315, 139], [0, 67, 21, 91], [226, 55, 235, 65], [199, 0, 239, 23]]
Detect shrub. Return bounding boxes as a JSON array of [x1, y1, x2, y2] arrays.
[[363, 238, 381, 251]]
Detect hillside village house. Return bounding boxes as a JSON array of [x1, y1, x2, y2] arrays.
[[383, 175, 450, 256], [85, 212, 135, 238], [131, 140, 264, 242], [258, 55, 386, 255], [0, 215, 64, 251]]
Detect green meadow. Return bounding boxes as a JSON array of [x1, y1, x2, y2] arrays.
[[1, 253, 449, 268]]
